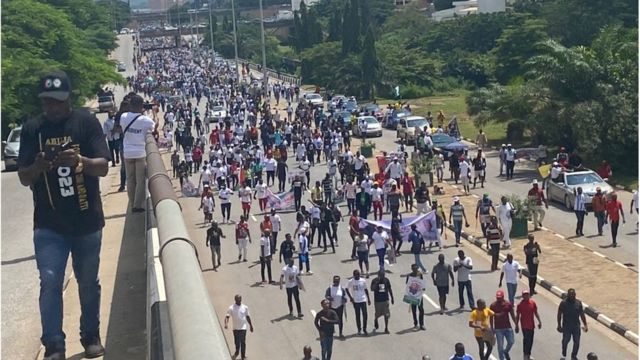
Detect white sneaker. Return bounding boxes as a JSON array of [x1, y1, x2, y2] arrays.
[[306, 271, 313, 275]]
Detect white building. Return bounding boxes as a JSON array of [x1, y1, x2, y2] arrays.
[[291, 0, 320, 11], [432, 0, 505, 21]]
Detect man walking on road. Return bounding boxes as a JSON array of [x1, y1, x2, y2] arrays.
[[346, 269, 371, 336], [449, 197, 470, 247], [505, 144, 516, 180], [235, 216, 252, 262], [523, 235, 541, 294], [325, 275, 347, 338], [206, 221, 225, 270], [371, 226, 390, 272], [557, 288, 588, 360], [591, 187, 607, 236], [19, 71, 110, 360], [527, 180, 548, 231], [225, 294, 254, 360], [491, 290, 516, 360], [453, 250, 475, 310], [314, 299, 339, 360], [499, 254, 522, 305], [475, 194, 495, 237], [515, 290, 542, 360], [605, 192, 626, 247], [432, 254, 455, 315], [259, 230, 275, 284], [280, 258, 303, 317], [496, 196, 514, 248], [573, 187, 588, 236], [371, 270, 394, 334]]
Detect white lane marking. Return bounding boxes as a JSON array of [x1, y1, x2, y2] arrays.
[[251, 214, 257, 222], [593, 251, 607, 258], [541, 226, 549, 231], [615, 261, 628, 269], [310, 309, 317, 319], [554, 233, 566, 239], [422, 294, 439, 309], [471, 194, 479, 198], [573, 242, 585, 248]]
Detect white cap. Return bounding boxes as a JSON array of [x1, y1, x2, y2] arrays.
[[507, 143, 512, 147], [532, 179, 538, 185], [553, 161, 559, 166], [453, 196, 460, 202]]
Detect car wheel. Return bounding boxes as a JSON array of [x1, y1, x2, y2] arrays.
[[564, 195, 573, 210]]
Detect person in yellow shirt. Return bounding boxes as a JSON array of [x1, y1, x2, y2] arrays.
[[437, 110, 446, 128], [469, 298, 495, 360], [311, 181, 324, 204]]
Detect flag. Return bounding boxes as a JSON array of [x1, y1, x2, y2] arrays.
[[394, 86, 400, 97], [358, 211, 439, 242], [538, 164, 551, 178], [266, 189, 295, 210]]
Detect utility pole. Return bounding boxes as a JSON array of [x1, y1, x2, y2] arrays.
[[208, 0, 215, 62], [258, 0, 268, 90], [230, 0, 240, 79]]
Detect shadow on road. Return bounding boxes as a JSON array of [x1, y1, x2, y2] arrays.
[[1, 254, 35, 266]]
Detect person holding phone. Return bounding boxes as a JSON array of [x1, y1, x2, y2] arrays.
[[18, 71, 111, 360]]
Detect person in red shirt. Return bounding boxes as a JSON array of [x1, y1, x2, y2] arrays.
[[527, 180, 548, 230], [209, 127, 219, 146], [192, 145, 203, 172], [596, 160, 612, 181], [401, 171, 414, 213], [605, 192, 626, 247], [490, 290, 517, 360], [515, 290, 542, 360]]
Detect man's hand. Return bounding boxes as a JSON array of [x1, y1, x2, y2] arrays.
[[367, 299, 371, 306], [451, 280, 455, 287], [250, 325, 254, 332], [224, 324, 228, 330], [515, 325, 519, 333], [582, 325, 588, 332], [498, 281, 502, 287], [34, 152, 53, 173], [557, 325, 563, 333], [53, 149, 79, 168], [538, 322, 542, 329]]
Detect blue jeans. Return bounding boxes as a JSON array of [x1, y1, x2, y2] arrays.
[[595, 211, 605, 234], [320, 335, 334, 360], [506, 282, 517, 305], [495, 328, 515, 360], [376, 248, 386, 271], [457, 280, 475, 308], [414, 253, 426, 273], [34, 228, 102, 351], [453, 220, 463, 243]]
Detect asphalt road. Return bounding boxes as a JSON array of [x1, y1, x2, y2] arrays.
[[159, 72, 637, 359], [0, 34, 135, 360]]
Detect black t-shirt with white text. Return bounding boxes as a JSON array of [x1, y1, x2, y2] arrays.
[[18, 109, 111, 235]]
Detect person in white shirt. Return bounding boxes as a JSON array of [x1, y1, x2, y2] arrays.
[[103, 114, 121, 166], [296, 142, 306, 161], [231, 184, 248, 217], [574, 186, 588, 236], [344, 180, 358, 214], [263, 155, 277, 187], [280, 258, 303, 317], [199, 164, 213, 189], [505, 144, 517, 180], [218, 184, 234, 223], [371, 183, 384, 220], [496, 196, 514, 248], [453, 250, 475, 309], [297, 230, 312, 274], [325, 275, 347, 338], [260, 230, 274, 283], [253, 179, 269, 212], [459, 159, 471, 194], [299, 158, 311, 187], [327, 157, 338, 188], [120, 95, 156, 212], [346, 269, 371, 335], [360, 176, 373, 195], [354, 153, 365, 180], [499, 254, 522, 305], [270, 208, 282, 251], [224, 295, 254, 360], [370, 226, 390, 272], [385, 158, 404, 183]]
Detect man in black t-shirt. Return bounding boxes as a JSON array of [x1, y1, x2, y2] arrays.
[[370, 270, 395, 334], [206, 221, 225, 270], [17, 71, 110, 360], [314, 299, 339, 360]]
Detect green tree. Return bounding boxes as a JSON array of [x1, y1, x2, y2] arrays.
[[434, 0, 453, 11], [492, 17, 548, 83], [2, 0, 122, 133], [327, 7, 342, 42], [341, 0, 360, 54], [96, 0, 132, 31], [361, 26, 378, 99]]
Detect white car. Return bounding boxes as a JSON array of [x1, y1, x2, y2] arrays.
[[3, 127, 21, 171], [210, 105, 227, 123], [546, 170, 613, 210], [303, 93, 324, 107], [397, 116, 429, 142], [353, 116, 382, 138]]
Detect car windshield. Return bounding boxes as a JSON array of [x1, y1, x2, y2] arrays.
[[98, 96, 112, 101], [213, 106, 224, 112], [395, 110, 410, 117], [566, 173, 603, 185], [8, 129, 20, 142], [364, 117, 378, 124], [365, 105, 379, 111], [407, 119, 427, 128], [307, 94, 321, 100]]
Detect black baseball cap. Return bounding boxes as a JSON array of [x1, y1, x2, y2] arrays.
[[38, 71, 71, 101]]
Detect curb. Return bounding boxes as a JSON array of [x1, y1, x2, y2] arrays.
[[445, 222, 639, 345]]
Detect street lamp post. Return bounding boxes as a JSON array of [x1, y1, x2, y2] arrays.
[[230, 0, 240, 79], [208, 1, 215, 62], [258, 0, 268, 90]]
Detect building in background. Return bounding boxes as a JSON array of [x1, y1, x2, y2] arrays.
[[291, 0, 320, 11], [431, 0, 505, 21]]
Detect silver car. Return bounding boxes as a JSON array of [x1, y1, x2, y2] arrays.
[[210, 105, 227, 123], [3, 127, 21, 171], [353, 116, 382, 137], [546, 170, 613, 210], [303, 93, 324, 107]]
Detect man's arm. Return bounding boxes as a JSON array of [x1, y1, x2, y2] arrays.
[[557, 304, 563, 331], [388, 280, 395, 304], [364, 289, 371, 305], [448, 265, 455, 287], [246, 315, 254, 332]]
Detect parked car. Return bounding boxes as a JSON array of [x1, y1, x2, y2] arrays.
[[431, 133, 457, 148], [329, 95, 347, 110], [383, 109, 411, 129], [361, 103, 383, 120], [353, 116, 383, 138], [303, 93, 324, 107], [3, 127, 21, 171], [210, 105, 227, 123], [98, 95, 116, 113], [335, 111, 353, 130], [117, 62, 126, 72], [396, 116, 429, 142], [546, 170, 613, 210], [344, 98, 358, 112]]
